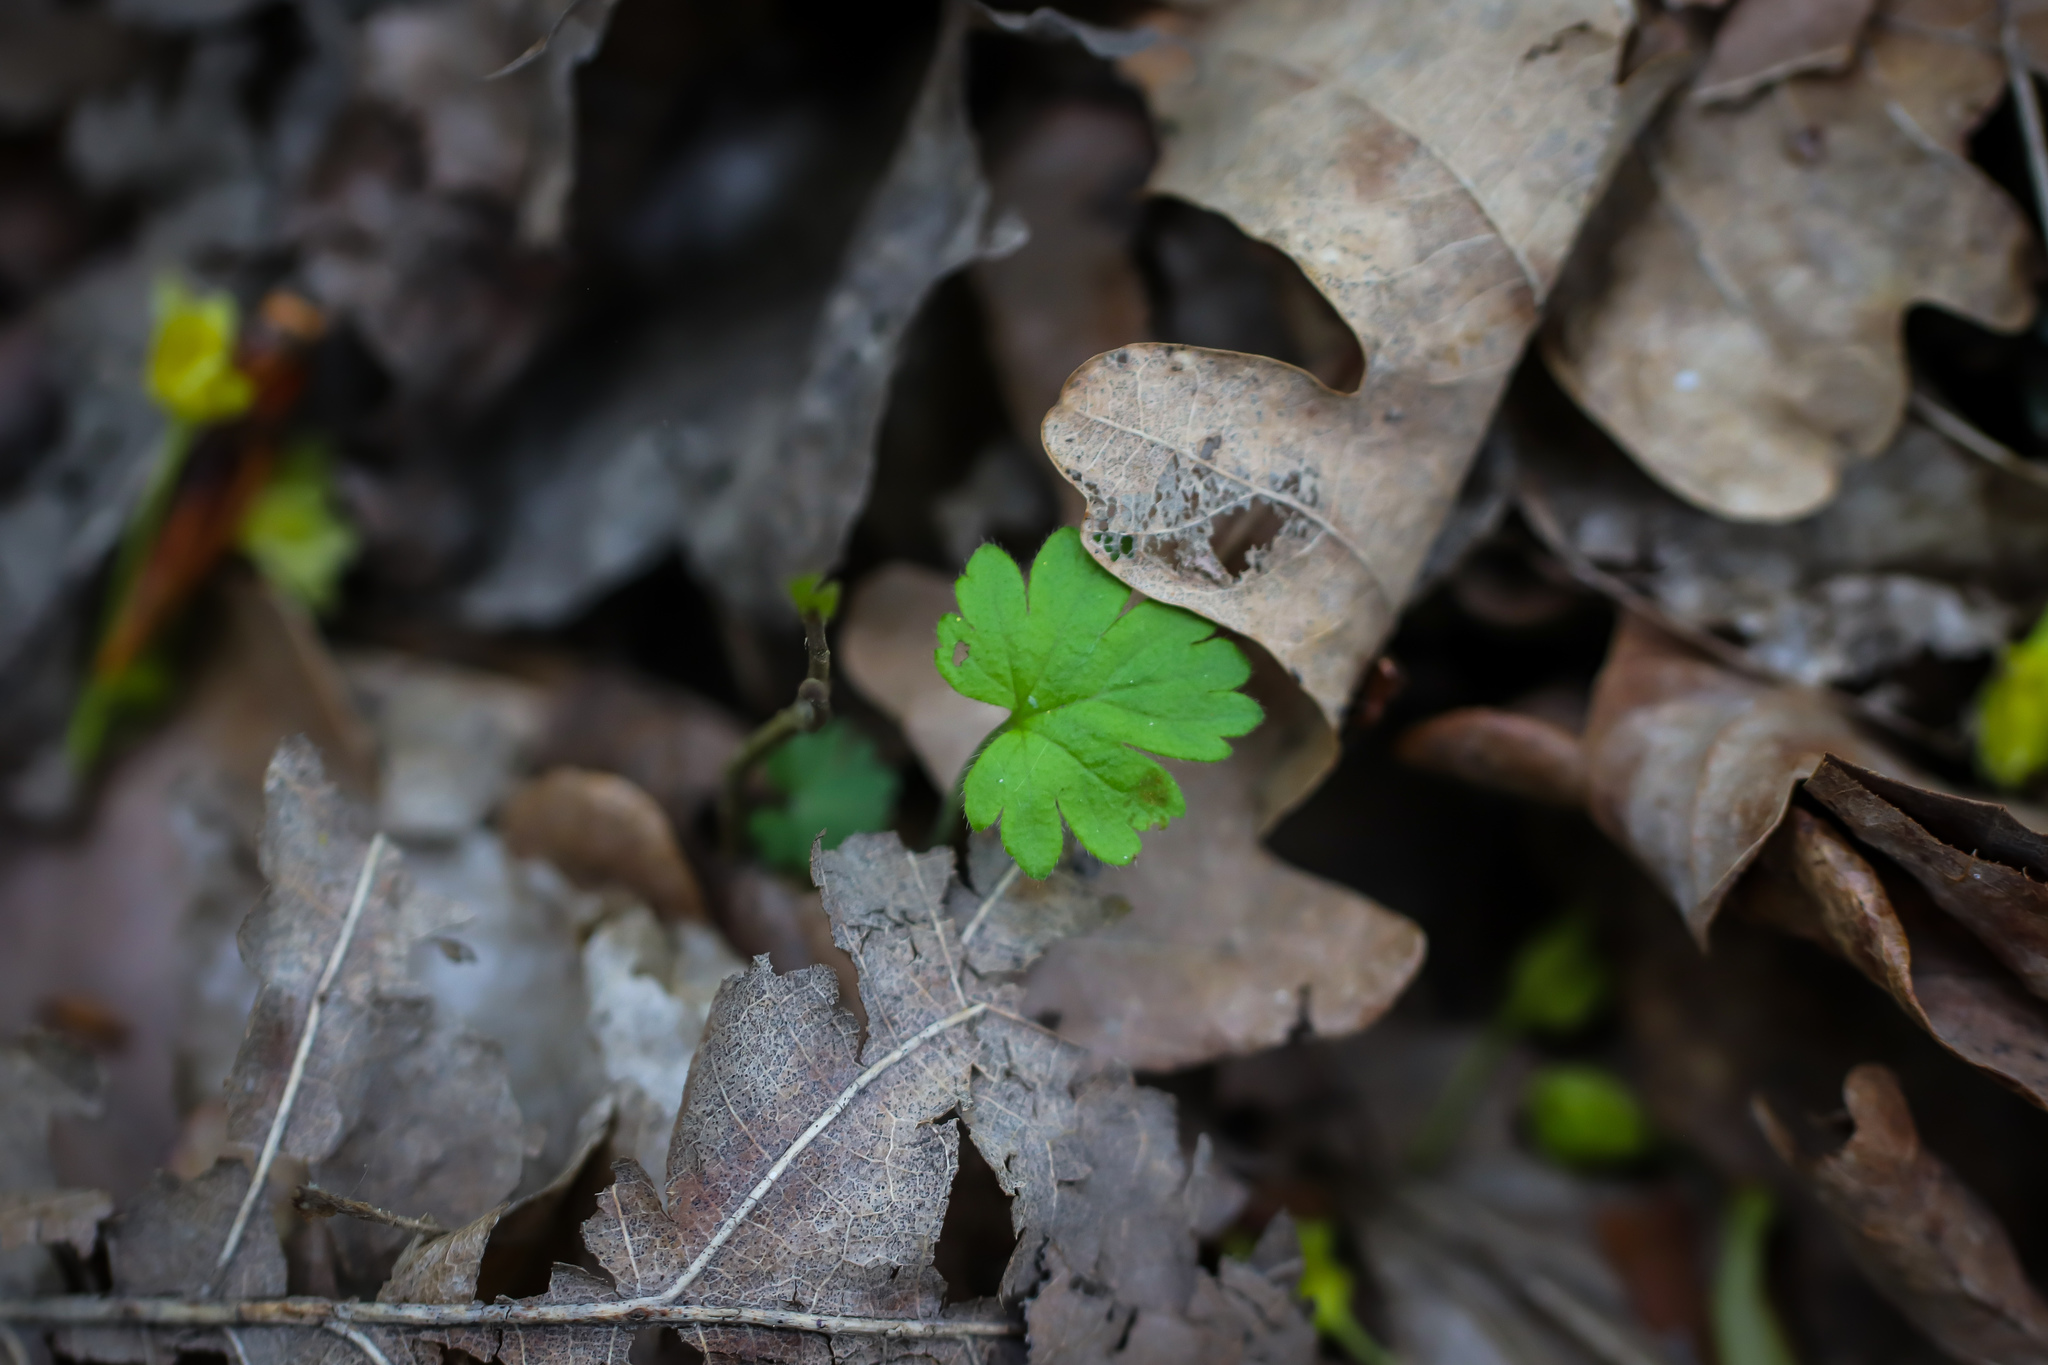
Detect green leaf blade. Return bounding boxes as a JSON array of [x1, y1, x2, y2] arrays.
[[937, 528, 1261, 878]]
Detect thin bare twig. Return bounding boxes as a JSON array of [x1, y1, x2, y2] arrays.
[[223, 1327, 254, 1365], [483, 0, 591, 78], [293, 1187, 444, 1238], [327, 1323, 395, 1365], [718, 606, 834, 855], [906, 849, 968, 1009], [2005, 1, 2048, 230], [1, 1322, 29, 1365], [0, 1297, 1017, 1340], [957, 864, 1021, 947], [214, 835, 388, 1291], [653, 1000, 989, 1303]]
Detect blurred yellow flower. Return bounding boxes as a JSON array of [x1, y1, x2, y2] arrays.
[[1977, 611, 2048, 790], [146, 279, 254, 424]]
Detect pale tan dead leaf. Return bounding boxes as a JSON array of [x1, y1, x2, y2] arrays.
[[501, 768, 706, 922], [1695, 0, 1878, 103], [1757, 1065, 2048, 1364], [1582, 617, 1902, 940], [1042, 0, 1672, 726], [843, 562, 1422, 1071], [1545, 0, 2034, 521], [1741, 806, 2048, 1108], [378, 1204, 505, 1305]]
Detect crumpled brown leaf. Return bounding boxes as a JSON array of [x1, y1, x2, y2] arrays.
[[1042, 0, 1669, 725], [842, 562, 1424, 1071], [1545, 0, 2034, 521], [1741, 804, 2048, 1109], [1582, 616, 1901, 940], [1512, 396, 2048, 687], [1694, 0, 1879, 103], [1757, 1064, 2048, 1364], [1393, 708, 1589, 810], [223, 739, 525, 1286]]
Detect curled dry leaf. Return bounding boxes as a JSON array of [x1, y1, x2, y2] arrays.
[[1693, 0, 1879, 104], [1512, 399, 2048, 687], [1757, 1064, 2048, 1364], [1741, 805, 2048, 1108], [1043, 0, 1671, 726], [1545, 0, 2034, 521], [843, 562, 1422, 1071], [501, 768, 706, 922], [1582, 616, 1900, 940], [1804, 758, 2048, 999], [1393, 707, 1589, 809]]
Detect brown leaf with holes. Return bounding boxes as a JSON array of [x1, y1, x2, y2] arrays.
[[844, 563, 1423, 1071], [1740, 806, 2048, 1108], [1545, 0, 2033, 521], [1041, 0, 1676, 725], [1582, 616, 1904, 939], [1757, 1065, 2048, 1363], [501, 767, 706, 922]]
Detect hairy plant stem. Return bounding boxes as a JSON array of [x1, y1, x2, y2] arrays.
[[0, 1298, 1017, 1340], [719, 608, 832, 856]]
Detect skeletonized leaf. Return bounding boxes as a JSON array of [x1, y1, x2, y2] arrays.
[[1545, 0, 2033, 521], [1044, 0, 1667, 725]]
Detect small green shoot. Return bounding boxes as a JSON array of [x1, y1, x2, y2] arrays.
[[786, 573, 843, 623], [935, 527, 1262, 878], [1408, 912, 1611, 1171], [1976, 608, 2048, 789], [746, 720, 900, 871], [1295, 1220, 1398, 1365], [1524, 1063, 1650, 1167], [147, 278, 254, 425], [1713, 1188, 1800, 1365], [238, 442, 359, 613]]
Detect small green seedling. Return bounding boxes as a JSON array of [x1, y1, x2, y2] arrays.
[[935, 527, 1262, 878], [747, 720, 900, 872], [786, 572, 842, 623], [1713, 1188, 1800, 1365], [238, 441, 359, 613], [1294, 1220, 1398, 1365], [1976, 607, 2048, 789], [1524, 1063, 1650, 1167]]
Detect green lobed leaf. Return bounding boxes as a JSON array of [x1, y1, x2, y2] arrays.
[[1523, 1063, 1650, 1167], [748, 720, 900, 872], [1499, 914, 1608, 1036], [935, 528, 1263, 878]]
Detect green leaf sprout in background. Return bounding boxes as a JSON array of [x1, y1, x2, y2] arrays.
[[1409, 912, 1612, 1171], [147, 278, 254, 426], [238, 441, 360, 614], [786, 572, 843, 623], [747, 719, 900, 872], [1295, 1219, 1398, 1365], [1523, 1063, 1651, 1168], [1976, 607, 2048, 789], [1713, 1187, 1800, 1365], [934, 527, 1262, 879]]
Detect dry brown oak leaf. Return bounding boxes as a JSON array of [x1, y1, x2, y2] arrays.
[[1042, 0, 1674, 727], [1757, 1064, 2048, 1364], [842, 563, 1423, 1071], [1545, 0, 2035, 522], [418, 832, 1309, 1365]]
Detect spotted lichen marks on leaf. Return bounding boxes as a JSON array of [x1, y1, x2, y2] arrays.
[[1045, 0, 1662, 726]]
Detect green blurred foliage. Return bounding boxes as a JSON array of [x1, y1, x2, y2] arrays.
[[1500, 914, 1609, 1036], [1524, 1063, 1651, 1167], [238, 442, 360, 614], [748, 720, 900, 871], [1976, 609, 2048, 789], [1713, 1187, 1800, 1365]]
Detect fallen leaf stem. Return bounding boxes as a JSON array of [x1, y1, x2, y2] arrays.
[[292, 1186, 444, 1237], [0, 1297, 1017, 1339], [719, 609, 832, 855], [652, 1000, 989, 1303], [213, 834, 388, 1293], [327, 1322, 396, 1365]]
